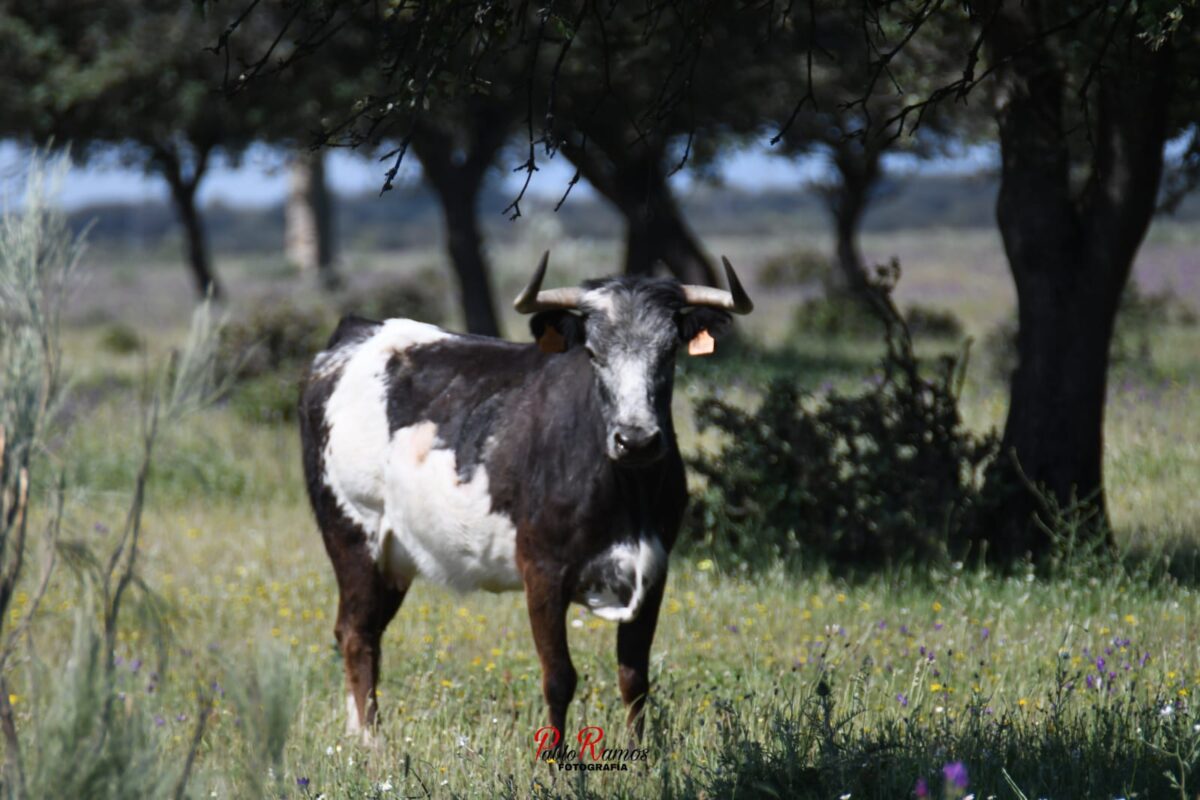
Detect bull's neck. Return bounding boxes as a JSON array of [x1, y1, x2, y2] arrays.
[[534, 348, 681, 534]]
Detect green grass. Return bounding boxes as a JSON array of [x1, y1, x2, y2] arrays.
[[7, 228, 1200, 798]]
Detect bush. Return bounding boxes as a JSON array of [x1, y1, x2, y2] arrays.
[[758, 248, 831, 289], [337, 267, 449, 325], [791, 293, 883, 339], [217, 302, 333, 423], [98, 322, 143, 354], [689, 266, 997, 568], [904, 304, 965, 339], [219, 303, 332, 383], [792, 293, 964, 341]]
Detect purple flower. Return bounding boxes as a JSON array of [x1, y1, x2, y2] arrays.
[[176, 713, 187, 723], [130, 659, 142, 673], [1095, 657, 1105, 672], [942, 760, 968, 789], [727, 624, 739, 634], [297, 777, 310, 789], [933, 622, 944, 631], [897, 693, 909, 707], [94, 522, 110, 534], [981, 627, 990, 641], [154, 716, 165, 727], [877, 620, 887, 630], [1085, 674, 1096, 690], [914, 776, 930, 798], [1140, 652, 1151, 667]]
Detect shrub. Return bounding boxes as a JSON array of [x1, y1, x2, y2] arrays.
[[337, 267, 449, 325], [792, 293, 964, 341], [0, 153, 219, 800], [217, 302, 333, 423], [758, 248, 831, 289], [219, 303, 332, 383], [791, 293, 883, 338], [904, 304, 965, 339], [98, 322, 143, 354], [689, 263, 997, 568]]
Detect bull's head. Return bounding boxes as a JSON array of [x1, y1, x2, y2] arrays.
[[514, 253, 753, 466]]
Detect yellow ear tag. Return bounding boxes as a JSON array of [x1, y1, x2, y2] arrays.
[[538, 326, 567, 353], [687, 328, 715, 356]]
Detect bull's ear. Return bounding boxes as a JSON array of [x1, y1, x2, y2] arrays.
[[530, 310, 586, 353], [677, 307, 732, 356]]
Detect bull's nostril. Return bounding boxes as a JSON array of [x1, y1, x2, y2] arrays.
[[614, 431, 629, 449]]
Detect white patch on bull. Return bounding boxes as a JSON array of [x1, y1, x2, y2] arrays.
[[581, 286, 617, 316], [321, 319, 452, 559], [345, 692, 362, 736], [380, 421, 522, 593], [311, 344, 355, 381], [581, 536, 667, 622]]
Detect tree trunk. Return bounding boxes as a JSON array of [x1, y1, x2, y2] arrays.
[[561, 141, 718, 285], [823, 141, 880, 301], [410, 109, 509, 337], [155, 144, 222, 300], [286, 149, 338, 289], [979, 1, 1173, 562], [439, 187, 500, 337]]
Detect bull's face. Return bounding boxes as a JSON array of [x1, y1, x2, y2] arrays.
[[517, 255, 753, 468]]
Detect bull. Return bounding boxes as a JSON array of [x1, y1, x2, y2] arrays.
[[298, 253, 752, 741]]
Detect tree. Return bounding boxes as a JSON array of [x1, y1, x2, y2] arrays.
[[285, 149, 338, 288], [762, 1, 1198, 559], [541, 6, 767, 284], [409, 100, 515, 336], [0, 2, 273, 299], [765, 5, 978, 305], [969, 1, 1193, 559]]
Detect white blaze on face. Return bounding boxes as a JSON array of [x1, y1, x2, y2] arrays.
[[599, 350, 660, 433], [580, 285, 672, 450]]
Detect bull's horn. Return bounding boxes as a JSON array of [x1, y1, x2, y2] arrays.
[[513, 250, 581, 313], [680, 256, 754, 314]]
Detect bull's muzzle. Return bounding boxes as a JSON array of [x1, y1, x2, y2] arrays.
[[609, 426, 665, 466]]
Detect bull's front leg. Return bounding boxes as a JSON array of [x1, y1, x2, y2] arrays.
[[616, 574, 666, 742], [523, 566, 576, 735]]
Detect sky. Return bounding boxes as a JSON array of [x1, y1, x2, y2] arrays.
[[0, 140, 998, 211]]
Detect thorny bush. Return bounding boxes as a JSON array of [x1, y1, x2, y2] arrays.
[[688, 261, 997, 568]]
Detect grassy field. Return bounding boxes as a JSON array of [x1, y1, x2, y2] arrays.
[[7, 222, 1200, 799]]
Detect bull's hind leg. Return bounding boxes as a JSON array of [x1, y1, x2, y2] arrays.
[[616, 575, 666, 741], [330, 538, 406, 739]]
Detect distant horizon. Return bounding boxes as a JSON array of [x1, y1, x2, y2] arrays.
[[0, 140, 998, 212]]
